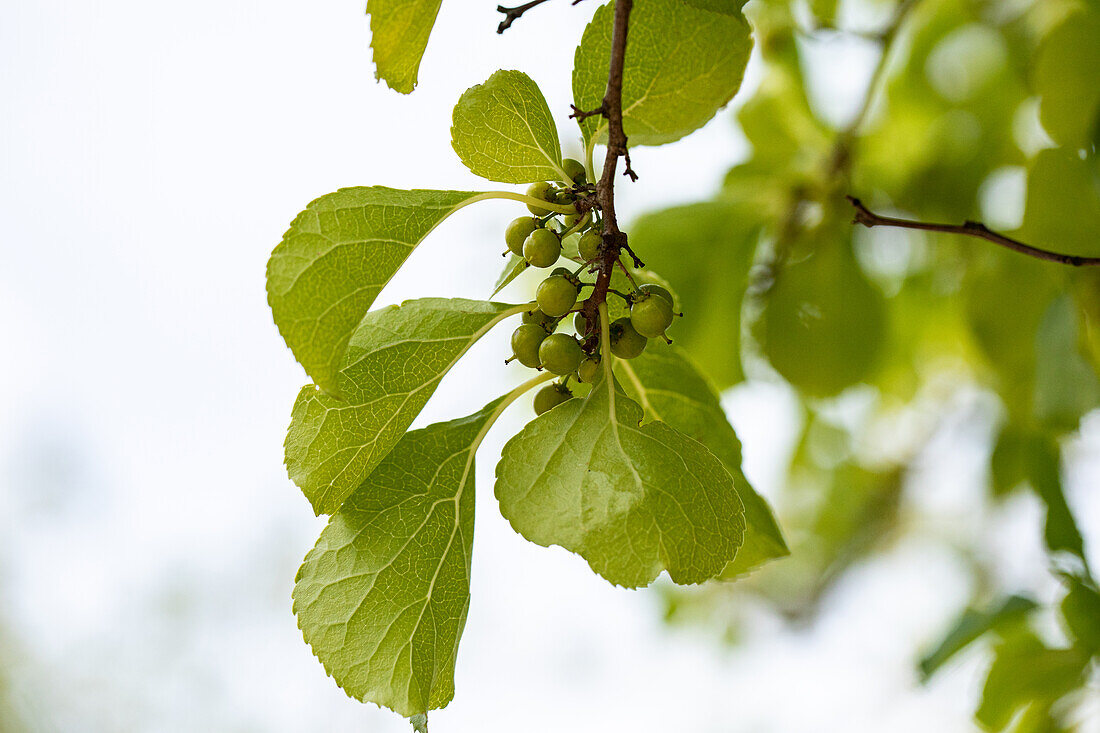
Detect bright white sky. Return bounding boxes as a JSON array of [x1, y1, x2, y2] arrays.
[[1, 2, 1093, 731]]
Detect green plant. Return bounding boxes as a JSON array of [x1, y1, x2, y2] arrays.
[[270, 0, 1100, 729]]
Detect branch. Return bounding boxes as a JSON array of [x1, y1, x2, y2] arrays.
[[847, 197, 1100, 267], [581, 0, 639, 346], [497, 0, 589, 34]]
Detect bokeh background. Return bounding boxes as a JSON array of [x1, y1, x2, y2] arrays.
[[2, 1, 1097, 731]]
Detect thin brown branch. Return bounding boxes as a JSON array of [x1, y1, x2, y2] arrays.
[[847, 197, 1100, 267], [497, 0, 589, 34], [569, 103, 606, 121], [581, 0, 637, 347]]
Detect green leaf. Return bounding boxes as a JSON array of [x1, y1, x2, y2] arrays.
[[1034, 9, 1100, 149], [613, 342, 788, 578], [572, 0, 752, 148], [366, 0, 443, 94], [492, 253, 529, 297], [918, 595, 1037, 680], [286, 298, 523, 515], [965, 254, 1061, 414], [675, 0, 748, 13], [977, 633, 1089, 731], [1022, 434, 1087, 564], [1034, 296, 1100, 431], [1061, 578, 1100, 654], [294, 396, 507, 718], [495, 363, 745, 587], [629, 201, 764, 388], [267, 187, 485, 393], [756, 234, 887, 397], [808, 0, 838, 25], [1022, 149, 1100, 259], [451, 70, 567, 185]]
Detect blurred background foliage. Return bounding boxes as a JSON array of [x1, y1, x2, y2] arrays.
[[638, 0, 1100, 728]]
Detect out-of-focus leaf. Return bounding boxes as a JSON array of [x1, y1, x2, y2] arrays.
[[1060, 577, 1100, 654], [1034, 8, 1100, 149], [977, 632, 1089, 731], [756, 233, 887, 397], [629, 201, 764, 388], [965, 253, 1060, 413], [1024, 434, 1087, 565], [1022, 149, 1100, 259], [857, 0, 1029, 220], [1034, 296, 1100, 431], [919, 595, 1037, 680]]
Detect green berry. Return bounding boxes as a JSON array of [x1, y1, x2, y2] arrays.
[[511, 324, 548, 368], [523, 228, 561, 268], [630, 293, 675, 338], [522, 308, 557, 329], [637, 283, 675, 307], [577, 356, 601, 383], [526, 181, 554, 215], [610, 317, 648, 359], [562, 213, 581, 228], [533, 383, 573, 416], [505, 217, 538, 256], [536, 274, 579, 317], [553, 188, 576, 204], [562, 158, 587, 184], [539, 333, 584, 375], [578, 231, 602, 262]]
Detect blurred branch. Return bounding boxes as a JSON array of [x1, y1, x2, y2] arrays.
[[769, 0, 921, 275], [847, 197, 1100, 267], [828, 0, 921, 176]]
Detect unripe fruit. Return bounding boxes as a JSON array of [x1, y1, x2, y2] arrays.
[[610, 317, 648, 359], [526, 181, 554, 215], [536, 274, 579, 317], [511, 324, 547, 368], [637, 283, 674, 307], [578, 231, 602, 262], [630, 293, 675, 338], [523, 228, 561, 268], [505, 217, 538, 256], [522, 308, 557, 329], [562, 213, 581, 228], [562, 158, 587, 184], [553, 189, 576, 204], [534, 383, 573, 416], [577, 356, 601, 383], [539, 333, 583, 375]]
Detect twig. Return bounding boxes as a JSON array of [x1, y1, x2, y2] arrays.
[[581, 0, 637, 348], [847, 197, 1100, 267], [497, 0, 589, 34], [496, 0, 554, 33]]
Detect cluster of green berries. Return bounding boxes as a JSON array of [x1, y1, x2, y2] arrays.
[[502, 163, 682, 416]]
